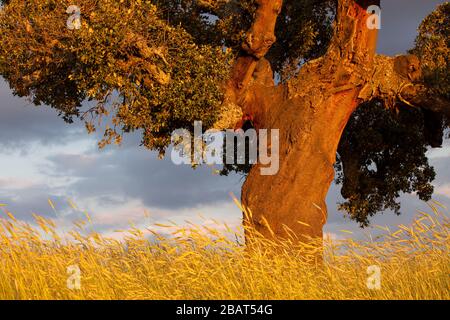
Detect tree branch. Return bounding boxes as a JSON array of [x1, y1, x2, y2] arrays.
[[242, 0, 282, 59], [214, 0, 283, 130], [400, 84, 450, 119], [360, 54, 450, 118], [327, 0, 379, 66]]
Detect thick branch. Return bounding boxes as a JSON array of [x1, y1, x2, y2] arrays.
[[400, 85, 450, 118], [214, 0, 283, 130], [362, 54, 450, 118], [327, 0, 380, 66], [284, 0, 381, 104], [242, 0, 282, 59]]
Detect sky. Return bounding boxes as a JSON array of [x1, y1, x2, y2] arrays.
[[0, 0, 448, 240]]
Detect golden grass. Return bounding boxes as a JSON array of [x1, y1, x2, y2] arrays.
[[0, 204, 449, 300]]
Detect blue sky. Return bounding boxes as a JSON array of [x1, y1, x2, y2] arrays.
[[0, 0, 448, 240]]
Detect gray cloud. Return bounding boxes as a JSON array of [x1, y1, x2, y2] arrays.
[[43, 146, 242, 211], [0, 181, 69, 220], [0, 76, 243, 221], [0, 80, 84, 149], [377, 0, 446, 55]]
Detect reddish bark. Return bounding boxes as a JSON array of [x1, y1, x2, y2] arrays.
[[226, 0, 383, 243]]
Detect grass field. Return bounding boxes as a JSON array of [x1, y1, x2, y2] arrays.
[[0, 204, 448, 300]]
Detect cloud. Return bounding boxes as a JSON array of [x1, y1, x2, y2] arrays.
[[427, 144, 450, 203], [0, 79, 84, 149], [435, 184, 450, 199], [0, 182, 69, 220], [0, 177, 38, 190], [1, 74, 243, 220], [47, 196, 242, 242], [427, 145, 450, 160], [43, 145, 243, 211]]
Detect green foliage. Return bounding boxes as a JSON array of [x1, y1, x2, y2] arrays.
[[151, 0, 257, 52], [411, 2, 450, 101], [0, 0, 334, 152], [268, 0, 334, 80], [0, 0, 231, 152], [411, 2, 450, 131], [336, 101, 436, 227], [152, 0, 335, 80], [334, 3, 449, 227]]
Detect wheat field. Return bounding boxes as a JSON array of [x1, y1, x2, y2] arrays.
[[0, 202, 448, 300]]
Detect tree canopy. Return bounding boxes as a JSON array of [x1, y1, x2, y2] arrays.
[[0, 0, 334, 151], [0, 0, 448, 227]]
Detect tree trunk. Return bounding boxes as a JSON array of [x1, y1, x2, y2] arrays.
[[218, 0, 380, 244], [242, 84, 361, 242]]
